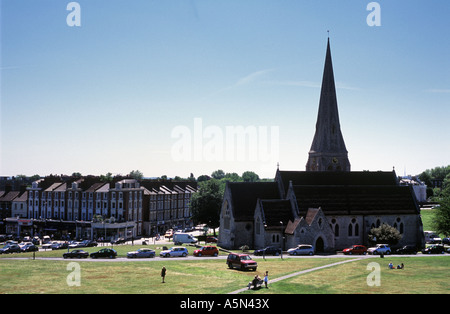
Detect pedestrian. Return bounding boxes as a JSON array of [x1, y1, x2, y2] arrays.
[[264, 271, 269, 288], [161, 266, 166, 283]]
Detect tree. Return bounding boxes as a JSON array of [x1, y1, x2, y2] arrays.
[[190, 179, 223, 235], [368, 223, 402, 246], [432, 197, 450, 237], [211, 169, 225, 180], [242, 171, 259, 182], [129, 170, 144, 180]]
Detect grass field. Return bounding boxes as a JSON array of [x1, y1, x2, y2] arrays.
[[1, 255, 449, 294], [0, 209, 447, 294]]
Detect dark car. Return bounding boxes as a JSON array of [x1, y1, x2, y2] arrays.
[[422, 245, 445, 254], [253, 246, 282, 256], [21, 243, 39, 252], [394, 245, 417, 255], [0, 244, 21, 254], [82, 240, 98, 247], [51, 242, 69, 250], [90, 248, 117, 259], [111, 238, 126, 245], [206, 236, 218, 243], [63, 249, 90, 259]]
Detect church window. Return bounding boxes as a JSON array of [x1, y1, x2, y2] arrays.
[[348, 223, 353, 237], [334, 224, 339, 237], [400, 223, 404, 234], [355, 224, 359, 236], [376, 219, 381, 228], [272, 234, 280, 243], [318, 218, 322, 228], [256, 217, 261, 235]]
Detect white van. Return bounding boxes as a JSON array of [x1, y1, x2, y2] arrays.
[[173, 233, 198, 245]]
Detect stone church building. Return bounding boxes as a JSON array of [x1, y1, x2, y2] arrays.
[[218, 39, 425, 252]]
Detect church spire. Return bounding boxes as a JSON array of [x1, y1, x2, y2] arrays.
[[306, 38, 350, 172]]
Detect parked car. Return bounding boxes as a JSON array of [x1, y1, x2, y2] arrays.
[[90, 248, 117, 259], [442, 237, 450, 245], [393, 245, 417, 255], [0, 244, 21, 254], [343, 245, 367, 255], [253, 246, 282, 256], [367, 244, 391, 255], [51, 242, 68, 250], [287, 245, 314, 256], [42, 241, 58, 250], [127, 248, 156, 258], [226, 253, 258, 271], [111, 238, 126, 244], [193, 246, 219, 257], [422, 245, 445, 254], [206, 236, 218, 243], [160, 246, 188, 258], [82, 240, 98, 247], [63, 249, 89, 259], [21, 243, 39, 252], [424, 231, 442, 244]]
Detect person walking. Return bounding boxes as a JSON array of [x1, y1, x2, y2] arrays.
[[161, 266, 166, 283], [264, 271, 269, 288]]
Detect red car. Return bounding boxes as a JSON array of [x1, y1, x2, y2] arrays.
[[226, 253, 257, 271], [193, 246, 219, 257], [343, 245, 367, 255]]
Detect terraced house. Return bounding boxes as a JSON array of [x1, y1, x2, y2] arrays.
[[1, 176, 196, 240]]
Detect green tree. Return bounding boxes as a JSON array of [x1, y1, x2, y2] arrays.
[[242, 171, 259, 182], [129, 170, 144, 180], [432, 197, 450, 237], [190, 179, 223, 235], [211, 169, 225, 180], [368, 223, 402, 246]]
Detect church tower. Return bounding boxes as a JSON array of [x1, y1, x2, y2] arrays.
[[306, 38, 351, 172]]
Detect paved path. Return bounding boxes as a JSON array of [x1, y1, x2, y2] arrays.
[[228, 257, 366, 294]]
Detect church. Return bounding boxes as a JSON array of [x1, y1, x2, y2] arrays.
[[218, 38, 425, 252]]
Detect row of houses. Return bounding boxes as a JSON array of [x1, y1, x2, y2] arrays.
[[0, 176, 197, 241]]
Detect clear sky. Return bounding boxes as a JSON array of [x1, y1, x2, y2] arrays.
[[1, 0, 449, 179]]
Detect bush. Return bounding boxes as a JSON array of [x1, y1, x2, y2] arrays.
[[368, 223, 402, 246]]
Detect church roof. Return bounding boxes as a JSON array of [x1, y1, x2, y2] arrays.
[[276, 170, 398, 196], [258, 199, 294, 229], [227, 182, 280, 221], [291, 184, 419, 216]]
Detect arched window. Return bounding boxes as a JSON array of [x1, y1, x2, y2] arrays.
[[334, 224, 339, 237], [348, 223, 353, 237]]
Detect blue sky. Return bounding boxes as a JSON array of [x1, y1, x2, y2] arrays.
[[1, 0, 449, 179]]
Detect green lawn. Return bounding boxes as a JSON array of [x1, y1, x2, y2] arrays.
[[243, 256, 450, 294], [1, 256, 448, 294]]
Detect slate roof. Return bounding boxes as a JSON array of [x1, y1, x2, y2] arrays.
[[258, 199, 294, 228], [291, 185, 419, 216], [227, 182, 280, 221], [276, 170, 398, 196]]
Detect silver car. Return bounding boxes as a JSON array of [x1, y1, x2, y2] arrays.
[[287, 245, 314, 256], [160, 246, 188, 258]]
